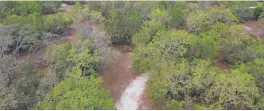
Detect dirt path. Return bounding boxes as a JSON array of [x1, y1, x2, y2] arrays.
[[102, 46, 153, 110], [215, 50, 230, 71], [244, 21, 264, 43], [244, 21, 264, 37]]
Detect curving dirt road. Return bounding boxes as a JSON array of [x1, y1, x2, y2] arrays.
[[102, 46, 153, 110]]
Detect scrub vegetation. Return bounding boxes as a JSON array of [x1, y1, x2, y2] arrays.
[[1, 1, 264, 110]]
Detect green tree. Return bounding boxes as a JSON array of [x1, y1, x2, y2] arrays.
[[46, 42, 73, 81], [238, 58, 264, 92], [41, 1, 62, 14], [186, 8, 238, 34], [167, 2, 187, 29], [204, 70, 260, 109], [219, 25, 264, 65], [43, 12, 73, 34], [187, 31, 218, 60], [132, 8, 169, 46], [37, 76, 115, 110], [186, 10, 209, 34], [14, 1, 42, 16], [217, 1, 257, 20], [146, 59, 222, 109], [207, 8, 238, 26], [254, 6, 263, 19], [105, 5, 142, 44], [187, 59, 220, 102], [146, 60, 191, 105], [132, 30, 194, 72]]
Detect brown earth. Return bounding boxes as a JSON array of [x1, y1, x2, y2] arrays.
[[244, 21, 264, 43], [101, 45, 153, 110], [244, 21, 264, 37], [215, 50, 230, 71]]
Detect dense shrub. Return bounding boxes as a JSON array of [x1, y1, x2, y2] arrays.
[[254, 6, 263, 19], [105, 5, 142, 45], [0, 25, 43, 53], [239, 58, 264, 92], [0, 55, 41, 109], [13, 1, 43, 16], [43, 12, 73, 34], [132, 30, 195, 73], [146, 58, 261, 109], [41, 1, 62, 14], [186, 9, 238, 34], [132, 8, 169, 46], [219, 25, 264, 65], [37, 77, 115, 110]]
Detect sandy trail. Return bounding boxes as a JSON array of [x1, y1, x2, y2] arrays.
[[102, 46, 152, 110], [116, 73, 149, 110]]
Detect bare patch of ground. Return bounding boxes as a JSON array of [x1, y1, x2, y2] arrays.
[[244, 21, 264, 37], [215, 50, 230, 71], [102, 45, 153, 110], [102, 46, 140, 103]]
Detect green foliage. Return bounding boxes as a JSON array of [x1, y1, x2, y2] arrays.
[[43, 12, 73, 34], [237, 8, 255, 20], [186, 8, 238, 34], [167, 2, 187, 29], [146, 60, 190, 105], [254, 6, 263, 19], [71, 3, 105, 25], [195, 104, 211, 110], [1, 25, 45, 53], [238, 58, 264, 92], [218, 1, 257, 20], [186, 10, 209, 34], [14, 1, 43, 16], [36, 70, 59, 101], [132, 8, 169, 46], [187, 30, 218, 60], [71, 2, 84, 22], [208, 8, 238, 26], [258, 11, 264, 21], [46, 42, 72, 80], [132, 30, 194, 73], [41, 1, 62, 14], [0, 1, 54, 21], [3, 13, 44, 31], [0, 56, 42, 109], [0, 2, 16, 21], [146, 57, 261, 109], [2, 1, 264, 110], [105, 4, 142, 44], [146, 59, 223, 109], [197, 32, 218, 59], [1, 1, 61, 16], [46, 39, 101, 81], [1, 2, 71, 34], [204, 70, 260, 109], [167, 100, 184, 110], [256, 97, 264, 109], [188, 59, 220, 102], [219, 25, 264, 65], [37, 77, 115, 110], [67, 46, 100, 78], [40, 38, 114, 110]]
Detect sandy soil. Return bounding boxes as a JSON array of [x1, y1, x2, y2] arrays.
[[244, 21, 264, 37], [102, 46, 153, 110]]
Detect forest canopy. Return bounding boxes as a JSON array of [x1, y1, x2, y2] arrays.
[[1, 1, 264, 110]]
